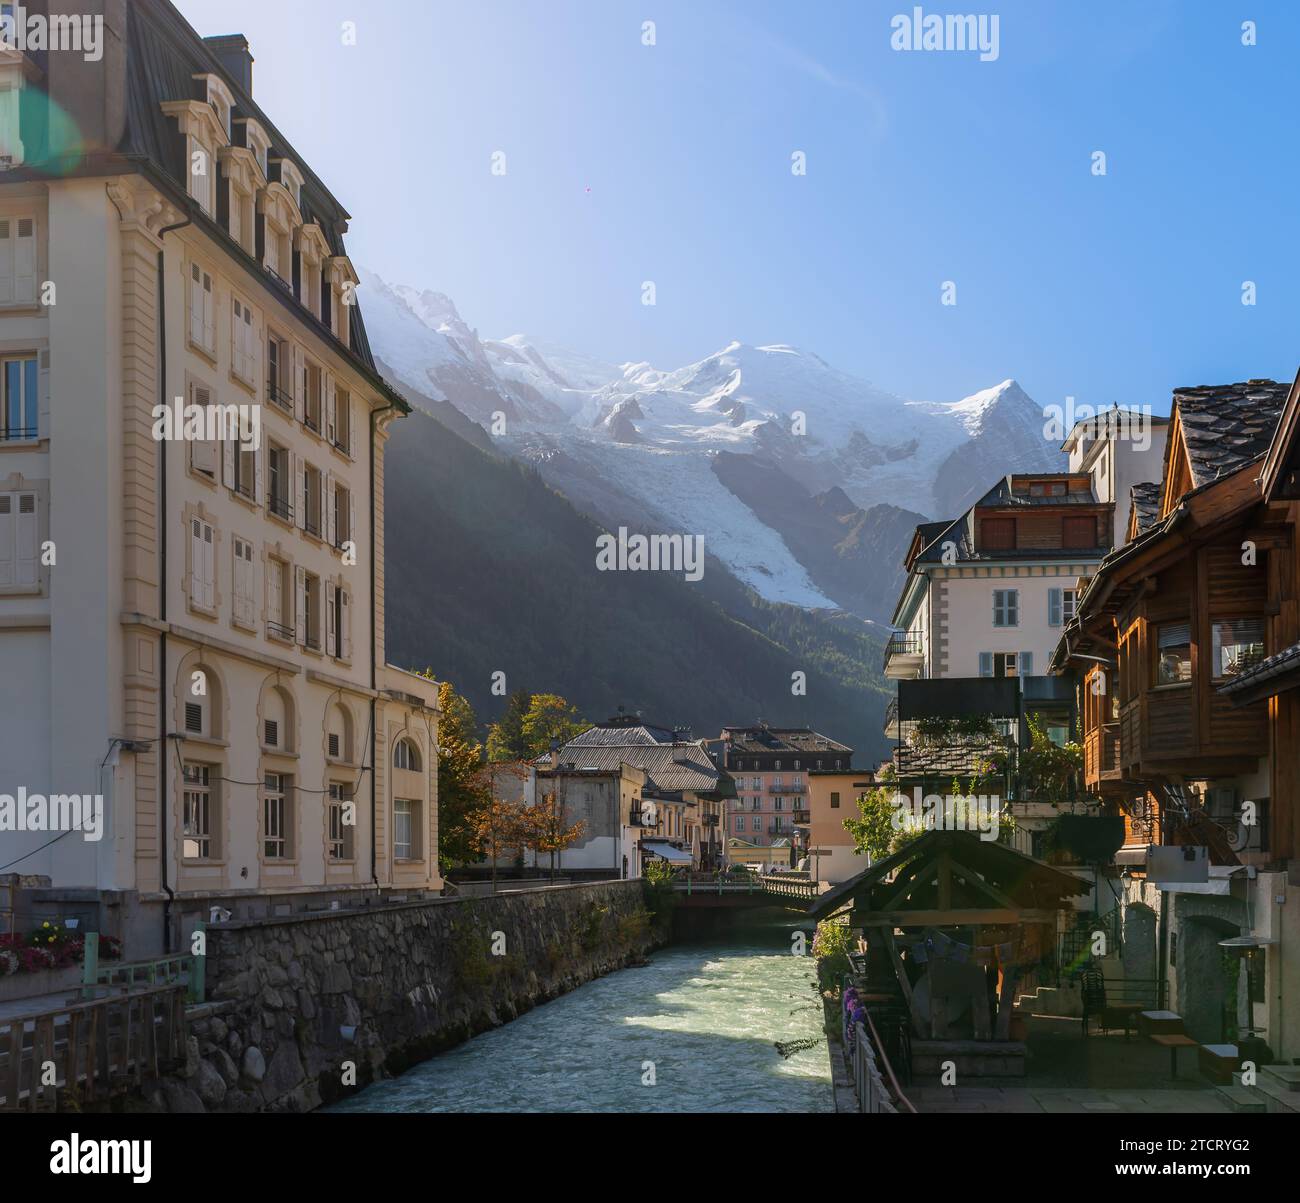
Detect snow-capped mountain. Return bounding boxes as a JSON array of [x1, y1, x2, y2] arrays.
[[360, 270, 1064, 617]]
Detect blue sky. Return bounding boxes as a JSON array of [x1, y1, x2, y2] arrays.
[[175, 0, 1300, 415]]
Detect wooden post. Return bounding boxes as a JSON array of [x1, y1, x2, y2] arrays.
[[4, 1019, 22, 1110], [81, 931, 99, 1000]]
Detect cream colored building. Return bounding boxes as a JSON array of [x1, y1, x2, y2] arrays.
[[0, 3, 440, 955]]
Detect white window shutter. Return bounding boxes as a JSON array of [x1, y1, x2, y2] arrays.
[[14, 218, 35, 305], [254, 439, 264, 509], [326, 378, 336, 444], [188, 265, 202, 346], [295, 454, 305, 529], [978, 652, 993, 677], [0, 219, 14, 303], [1020, 652, 1034, 677], [319, 470, 328, 541], [37, 349, 49, 440], [340, 588, 351, 661], [327, 582, 337, 656], [348, 491, 355, 549], [0, 494, 12, 585], [189, 518, 203, 603], [267, 559, 282, 625], [202, 523, 215, 609], [203, 273, 215, 352], [294, 349, 305, 423], [295, 565, 307, 644], [222, 427, 235, 489], [1048, 587, 1062, 627], [325, 473, 335, 546], [15, 493, 36, 585]]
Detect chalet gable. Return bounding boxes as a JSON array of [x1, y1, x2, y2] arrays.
[[1261, 368, 1300, 503]]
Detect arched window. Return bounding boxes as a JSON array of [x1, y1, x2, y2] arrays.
[[393, 737, 421, 772]]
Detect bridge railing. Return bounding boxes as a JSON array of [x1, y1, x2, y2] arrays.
[[671, 872, 819, 900], [81, 927, 205, 1004]]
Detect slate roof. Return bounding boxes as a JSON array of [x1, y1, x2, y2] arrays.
[[720, 727, 852, 755], [545, 739, 723, 794], [1128, 482, 1161, 535], [1172, 380, 1290, 488], [19, 0, 394, 400], [1216, 641, 1300, 699], [568, 721, 680, 747]]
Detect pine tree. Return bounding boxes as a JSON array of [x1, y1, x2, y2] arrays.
[[486, 689, 533, 762]]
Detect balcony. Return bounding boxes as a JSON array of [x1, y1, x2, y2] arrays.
[[1083, 722, 1122, 788], [1, 425, 38, 442], [630, 807, 658, 828], [266, 620, 294, 642], [768, 823, 790, 836], [267, 381, 294, 414], [883, 697, 900, 739], [883, 633, 924, 679], [792, 809, 811, 825], [268, 493, 293, 523], [702, 813, 719, 827], [769, 782, 805, 794]]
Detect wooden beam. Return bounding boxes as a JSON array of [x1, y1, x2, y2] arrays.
[[947, 859, 1020, 909], [856, 908, 1059, 927]]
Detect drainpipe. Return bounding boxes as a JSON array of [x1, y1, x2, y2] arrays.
[[369, 395, 399, 891], [156, 214, 191, 954]]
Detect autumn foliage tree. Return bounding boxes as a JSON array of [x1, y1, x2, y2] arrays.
[[428, 676, 492, 871], [521, 788, 587, 882], [471, 761, 530, 893]]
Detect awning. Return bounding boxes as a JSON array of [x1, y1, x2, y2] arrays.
[[642, 841, 692, 865]]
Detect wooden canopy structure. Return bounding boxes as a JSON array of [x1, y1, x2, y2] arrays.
[[810, 831, 1090, 1042]]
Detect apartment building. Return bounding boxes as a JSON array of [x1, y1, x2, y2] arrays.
[[715, 725, 852, 863], [0, 1, 439, 955], [802, 768, 874, 884], [1061, 407, 1170, 550]]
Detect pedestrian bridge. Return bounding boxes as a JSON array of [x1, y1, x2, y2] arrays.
[[671, 872, 819, 908]]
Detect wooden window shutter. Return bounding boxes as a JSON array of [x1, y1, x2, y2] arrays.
[[340, 588, 351, 661], [327, 581, 337, 656], [0, 219, 13, 303], [295, 565, 307, 644], [1048, 587, 1062, 627], [202, 522, 215, 609], [190, 518, 203, 603]]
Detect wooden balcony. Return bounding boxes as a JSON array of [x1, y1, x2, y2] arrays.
[[1083, 722, 1122, 789]]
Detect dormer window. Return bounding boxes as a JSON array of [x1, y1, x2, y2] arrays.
[[278, 159, 305, 209], [240, 118, 271, 181], [196, 74, 236, 139], [162, 97, 228, 219]]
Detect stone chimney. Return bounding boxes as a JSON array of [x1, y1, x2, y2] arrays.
[[204, 34, 253, 96]]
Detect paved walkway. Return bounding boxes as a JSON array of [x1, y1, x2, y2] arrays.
[[906, 1014, 1232, 1113]]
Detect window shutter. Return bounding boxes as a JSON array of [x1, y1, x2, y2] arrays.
[[203, 272, 215, 351], [325, 473, 335, 546], [222, 427, 235, 489], [340, 588, 351, 660], [254, 440, 264, 509], [326, 378, 336, 444], [14, 218, 35, 304], [15, 492, 36, 585], [0, 219, 13, 303], [189, 264, 203, 346], [295, 455, 305, 529], [37, 349, 49, 440], [319, 470, 328, 540], [1048, 587, 1062, 627], [202, 523, 215, 609], [293, 347, 305, 424], [267, 559, 282, 625], [190, 518, 203, 603], [0, 494, 11, 585], [978, 652, 993, 678], [295, 565, 307, 644], [1158, 622, 1191, 648], [1020, 652, 1034, 677], [327, 582, 337, 656], [348, 491, 355, 549]]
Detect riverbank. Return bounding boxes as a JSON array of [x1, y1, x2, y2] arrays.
[[127, 880, 658, 1113]]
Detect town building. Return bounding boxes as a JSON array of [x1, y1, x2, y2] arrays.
[[1061, 407, 1170, 550], [539, 714, 730, 872], [1053, 378, 1300, 1058], [713, 725, 852, 867], [0, 1, 440, 958], [803, 768, 875, 884]]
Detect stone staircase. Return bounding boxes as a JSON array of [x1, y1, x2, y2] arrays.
[[1218, 1064, 1300, 1114], [1013, 955, 1125, 1020]]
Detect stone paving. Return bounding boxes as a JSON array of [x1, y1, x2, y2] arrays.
[[906, 1014, 1232, 1114]]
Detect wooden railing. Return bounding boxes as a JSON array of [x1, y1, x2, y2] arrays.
[[82, 927, 205, 1003], [0, 983, 188, 1111], [843, 976, 917, 1114], [1083, 723, 1121, 785], [671, 872, 819, 900]]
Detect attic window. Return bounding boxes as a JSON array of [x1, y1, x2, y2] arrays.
[[199, 74, 235, 138]]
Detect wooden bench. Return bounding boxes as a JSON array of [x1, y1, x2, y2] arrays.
[[1198, 1043, 1240, 1085], [1150, 1033, 1198, 1078]]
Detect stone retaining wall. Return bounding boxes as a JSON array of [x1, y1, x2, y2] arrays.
[[129, 879, 657, 1113]]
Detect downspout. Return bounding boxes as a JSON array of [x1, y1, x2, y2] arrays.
[[156, 214, 191, 953], [369, 395, 399, 890]]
